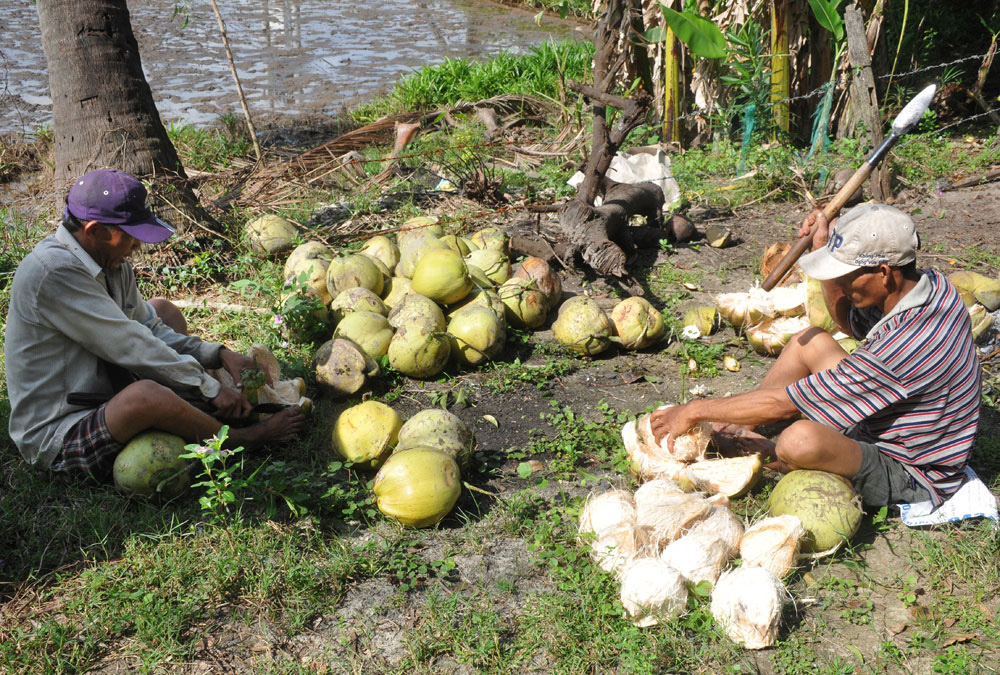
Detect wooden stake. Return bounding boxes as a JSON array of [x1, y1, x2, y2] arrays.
[[845, 3, 890, 201], [208, 0, 263, 162], [770, 0, 790, 137]]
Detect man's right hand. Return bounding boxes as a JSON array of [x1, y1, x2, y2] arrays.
[[799, 209, 836, 251], [211, 385, 251, 420]]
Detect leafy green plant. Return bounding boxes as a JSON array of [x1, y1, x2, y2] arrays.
[[272, 270, 329, 345], [180, 426, 260, 522]]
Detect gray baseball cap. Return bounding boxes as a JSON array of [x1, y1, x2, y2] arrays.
[[799, 203, 919, 281]]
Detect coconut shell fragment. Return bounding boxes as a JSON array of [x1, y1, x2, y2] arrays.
[[739, 514, 805, 578]]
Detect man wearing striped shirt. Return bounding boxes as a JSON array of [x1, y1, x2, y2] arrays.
[[652, 203, 980, 507]]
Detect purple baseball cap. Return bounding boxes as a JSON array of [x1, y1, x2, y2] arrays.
[[64, 168, 176, 243]]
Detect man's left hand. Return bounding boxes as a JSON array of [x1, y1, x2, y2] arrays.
[[219, 348, 258, 389]]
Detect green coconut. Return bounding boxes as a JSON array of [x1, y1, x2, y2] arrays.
[[395, 409, 474, 470], [551, 296, 614, 356], [387, 322, 451, 379], [326, 254, 384, 298], [332, 400, 403, 469], [359, 235, 400, 274], [388, 293, 447, 331], [460, 236, 479, 252], [611, 297, 666, 350], [498, 277, 548, 330], [246, 214, 297, 255], [466, 264, 495, 289], [330, 287, 387, 323], [314, 338, 379, 397], [284, 241, 334, 305], [513, 257, 562, 309], [950, 270, 1000, 311], [411, 248, 473, 305], [373, 447, 461, 528], [397, 216, 444, 248], [381, 276, 415, 309], [464, 249, 511, 285], [682, 306, 721, 338], [768, 469, 863, 554], [469, 227, 509, 254], [805, 276, 837, 332], [113, 431, 191, 499], [449, 287, 506, 325], [397, 235, 448, 279], [440, 234, 471, 257], [447, 304, 504, 366], [969, 303, 994, 342], [333, 310, 394, 360], [362, 254, 392, 281]]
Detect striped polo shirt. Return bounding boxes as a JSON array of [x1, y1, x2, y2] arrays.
[[786, 269, 981, 505]]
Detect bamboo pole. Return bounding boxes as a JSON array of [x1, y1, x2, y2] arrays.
[[208, 0, 263, 162], [770, 0, 790, 138], [662, 26, 682, 142]]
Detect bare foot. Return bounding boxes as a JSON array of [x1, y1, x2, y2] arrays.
[[764, 458, 794, 473], [710, 422, 776, 458], [228, 406, 305, 450]]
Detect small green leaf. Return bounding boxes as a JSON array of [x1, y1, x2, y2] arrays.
[[658, 5, 726, 59], [517, 461, 533, 478]]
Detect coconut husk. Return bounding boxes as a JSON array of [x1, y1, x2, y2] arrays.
[[760, 242, 803, 286], [634, 482, 711, 552], [711, 566, 787, 649], [660, 530, 732, 585], [739, 514, 805, 578], [620, 557, 688, 627], [621, 420, 693, 484]]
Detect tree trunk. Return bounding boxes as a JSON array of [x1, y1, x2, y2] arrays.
[[37, 0, 206, 231]]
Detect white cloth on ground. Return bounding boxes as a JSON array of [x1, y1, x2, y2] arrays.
[[899, 466, 998, 527]]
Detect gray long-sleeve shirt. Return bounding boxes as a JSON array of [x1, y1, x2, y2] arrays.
[[5, 225, 224, 469]]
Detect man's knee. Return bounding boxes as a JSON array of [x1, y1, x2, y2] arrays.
[[114, 380, 180, 414], [774, 420, 824, 466], [148, 297, 187, 335]]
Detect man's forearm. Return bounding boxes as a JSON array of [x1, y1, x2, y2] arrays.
[[686, 388, 800, 428]]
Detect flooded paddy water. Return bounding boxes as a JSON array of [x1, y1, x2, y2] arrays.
[[0, 0, 585, 136]]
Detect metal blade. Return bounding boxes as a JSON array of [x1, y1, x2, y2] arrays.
[[891, 84, 937, 135]]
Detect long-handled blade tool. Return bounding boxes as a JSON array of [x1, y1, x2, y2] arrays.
[[761, 84, 937, 291]]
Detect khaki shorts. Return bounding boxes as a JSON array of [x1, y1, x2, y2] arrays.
[[847, 426, 932, 506]]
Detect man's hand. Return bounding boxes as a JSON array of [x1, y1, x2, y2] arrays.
[[211, 385, 252, 420], [649, 403, 699, 452], [799, 209, 837, 251], [218, 347, 259, 389]]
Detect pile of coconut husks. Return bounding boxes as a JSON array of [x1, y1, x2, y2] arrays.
[[578, 411, 863, 649]]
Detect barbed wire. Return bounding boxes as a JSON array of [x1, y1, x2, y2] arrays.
[[876, 52, 996, 81]]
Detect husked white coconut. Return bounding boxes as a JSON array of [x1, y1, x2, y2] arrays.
[[590, 522, 641, 574], [711, 566, 787, 649], [637, 407, 711, 463], [578, 489, 636, 538], [634, 481, 711, 552], [621, 420, 692, 484], [688, 506, 745, 557], [660, 530, 732, 585], [739, 514, 805, 578], [620, 558, 688, 627], [715, 286, 776, 330]]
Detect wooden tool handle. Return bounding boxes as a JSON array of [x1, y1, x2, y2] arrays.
[[761, 163, 875, 291]]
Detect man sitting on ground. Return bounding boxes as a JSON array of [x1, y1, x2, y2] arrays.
[[651, 203, 980, 507], [5, 168, 304, 481]]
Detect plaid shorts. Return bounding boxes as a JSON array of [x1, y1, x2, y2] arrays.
[[51, 404, 123, 482]]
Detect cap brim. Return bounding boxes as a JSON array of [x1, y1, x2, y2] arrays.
[[119, 217, 176, 243], [798, 247, 860, 281]]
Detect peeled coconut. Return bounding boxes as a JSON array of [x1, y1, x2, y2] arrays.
[[447, 305, 504, 366], [359, 235, 400, 274], [284, 241, 334, 305], [440, 234, 471, 257], [333, 311, 394, 360], [387, 322, 451, 379], [660, 529, 733, 585], [113, 431, 191, 499], [331, 400, 403, 469], [397, 235, 448, 279], [314, 338, 379, 397], [716, 286, 775, 330], [711, 566, 787, 649], [620, 558, 688, 627], [552, 296, 614, 356], [396, 409, 474, 469], [768, 470, 863, 554], [739, 514, 805, 578], [950, 270, 1000, 310], [769, 283, 807, 317], [469, 226, 508, 254], [326, 253, 385, 298], [685, 455, 763, 498], [381, 276, 415, 309], [611, 297, 666, 350], [513, 257, 562, 308], [411, 248, 474, 305], [373, 447, 461, 528], [746, 315, 810, 356], [464, 249, 511, 285], [330, 287, 387, 323], [388, 293, 447, 331], [246, 214, 297, 255], [637, 406, 712, 463], [682, 306, 721, 338], [498, 277, 548, 330], [621, 419, 693, 485], [634, 481, 711, 552]]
